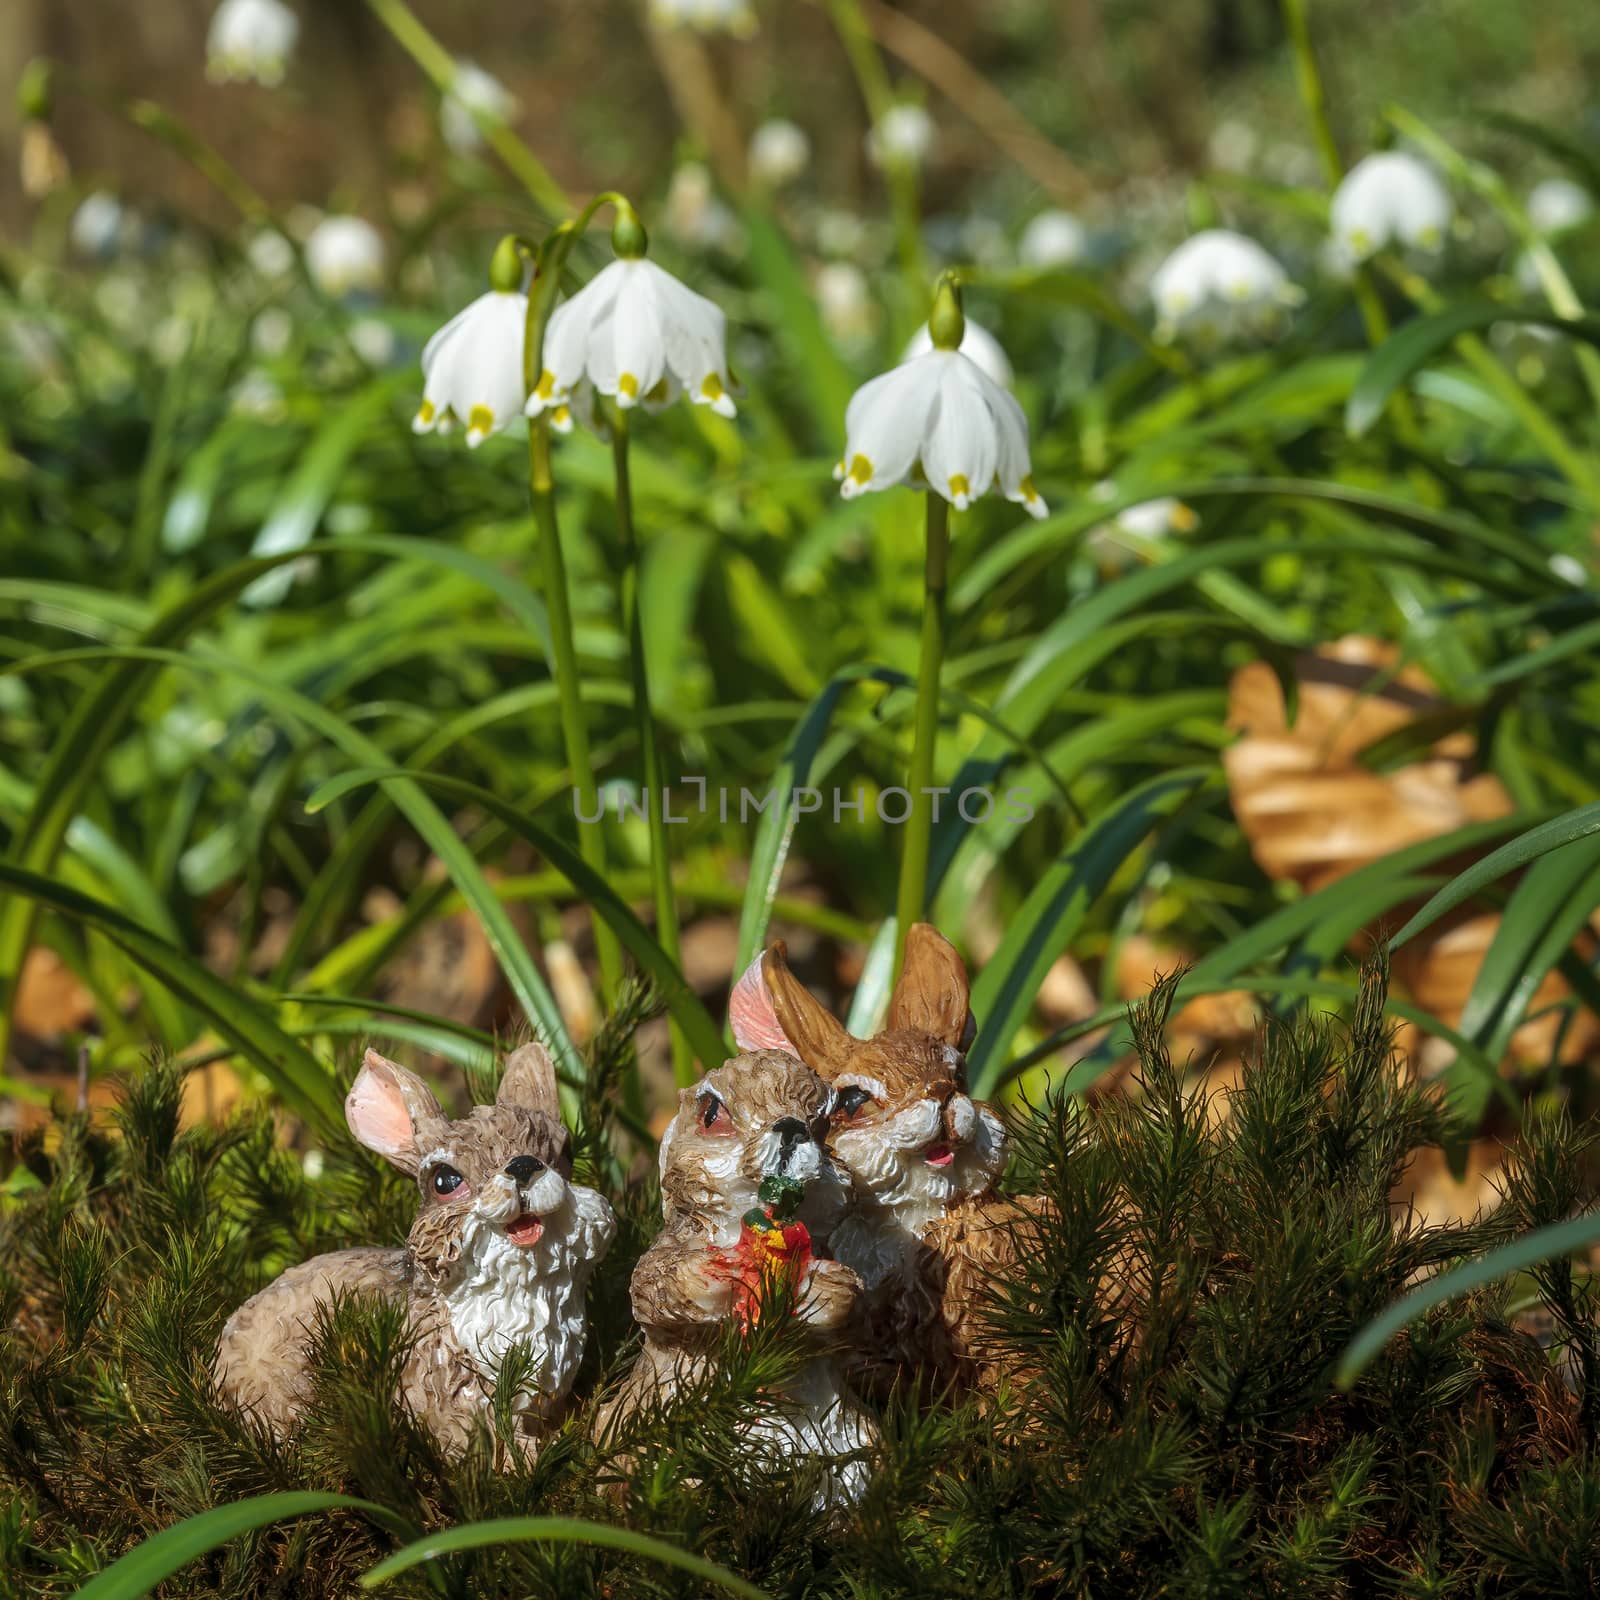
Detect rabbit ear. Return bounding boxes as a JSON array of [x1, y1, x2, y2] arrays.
[[886, 923, 971, 1048], [760, 941, 853, 1078], [728, 951, 797, 1053], [497, 1041, 562, 1121], [346, 1049, 445, 1174]]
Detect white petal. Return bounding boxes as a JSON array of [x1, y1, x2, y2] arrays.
[[922, 355, 999, 509], [838, 360, 937, 499], [607, 261, 668, 407], [648, 262, 736, 413]]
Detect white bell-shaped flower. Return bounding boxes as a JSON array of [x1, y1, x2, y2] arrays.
[[815, 262, 875, 345], [1331, 152, 1452, 261], [442, 61, 516, 155], [649, 0, 756, 36], [206, 0, 299, 87], [1018, 209, 1086, 271], [837, 280, 1043, 519], [867, 104, 935, 170], [1150, 229, 1298, 343], [527, 212, 736, 425], [749, 119, 810, 188], [903, 316, 1013, 389], [70, 192, 125, 259], [1527, 177, 1593, 236], [305, 216, 385, 297], [415, 241, 529, 446]]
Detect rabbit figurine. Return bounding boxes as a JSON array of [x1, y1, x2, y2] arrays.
[[732, 923, 1035, 1399], [598, 1049, 876, 1504], [214, 1044, 616, 1458]]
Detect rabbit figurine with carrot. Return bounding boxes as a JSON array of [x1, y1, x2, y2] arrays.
[[731, 923, 1036, 1400], [214, 1044, 615, 1458]]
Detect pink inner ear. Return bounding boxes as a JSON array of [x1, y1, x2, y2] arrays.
[[346, 1068, 417, 1164], [729, 952, 796, 1053]]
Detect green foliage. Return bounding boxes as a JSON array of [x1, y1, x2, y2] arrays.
[[3, 960, 1598, 1597]]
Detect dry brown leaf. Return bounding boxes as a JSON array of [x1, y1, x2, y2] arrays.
[[12, 948, 98, 1041]]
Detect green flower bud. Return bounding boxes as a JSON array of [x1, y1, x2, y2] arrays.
[[927, 273, 965, 352], [611, 202, 649, 261], [488, 233, 523, 293], [18, 59, 52, 125]]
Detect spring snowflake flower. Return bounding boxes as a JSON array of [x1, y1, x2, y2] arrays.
[[867, 104, 935, 170], [70, 192, 124, 258], [664, 163, 741, 254], [749, 119, 810, 188], [527, 211, 736, 426], [649, 0, 756, 36], [415, 243, 528, 447], [305, 216, 385, 297], [206, 0, 299, 87], [815, 262, 874, 344], [1150, 229, 1298, 343], [1331, 152, 1451, 261], [441, 61, 516, 155], [1527, 177, 1593, 236], [1018, 209, 1086, 271], [837, 279, 1043, 518], [903, 316, 1013, 389]]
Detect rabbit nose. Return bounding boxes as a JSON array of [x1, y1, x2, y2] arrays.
[[773, 1117, 810, 1162], [504, 1155, 544, 1185]]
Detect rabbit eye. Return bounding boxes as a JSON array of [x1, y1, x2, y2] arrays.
[[698, 1093, 734, 1135], [431, 1165, 465, 1196], [835, 1086, 876, 1119]]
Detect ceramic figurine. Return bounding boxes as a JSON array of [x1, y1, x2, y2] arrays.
[[214, 1045, 615, 1458], [732, 923, 1036, 1399], [598, 1049, 876, 1504]]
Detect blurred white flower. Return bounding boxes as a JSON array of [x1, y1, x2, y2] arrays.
[[251, 306, 294, 358], [349, 317, 397, 367], [1018, 209, 1086, 271], [441, 61, 516, 155], [232, 370, 286, 421], [1150, 229, 1298, 343], [305, 216, 385, 297], [1086, 489, 1198, 572], [1549, 552, 1590, 587], [749, 119, 810, 188], [1208, 119, 1258, 175], [1331, 153, 1451, 261], [415, 290, 528, 446], [815, 209, 869, 260], [649, 0, 756, 36], [960, 216, 1009, 271], [528, 258, 737, 424], [903, 316, 1013, 389], [1527, 177, 1593, 236], [70, 192, 124, 259], [815, 261, 875, 344], [246, 228, 295, 279], [206, 0, 299, 87], [664, 163, 742, 254], [867, 104, 935, 171], [838, 300, 1042, 518]]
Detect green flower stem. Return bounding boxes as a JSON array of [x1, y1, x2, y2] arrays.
[[528, 420, 623, 1004], [823, 0, 929, 302], [894, 492, 950, 980], [364, 0, 569, 221], [608, 404, 692, 1086]]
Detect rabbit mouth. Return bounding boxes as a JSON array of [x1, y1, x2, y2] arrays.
[[505, 1213, 545, 1247], [923, 1142, 955, 1168]]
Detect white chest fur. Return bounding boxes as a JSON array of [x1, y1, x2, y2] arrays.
[[831, 1197, 943, 1290], [442, 1186, 612, 1399]]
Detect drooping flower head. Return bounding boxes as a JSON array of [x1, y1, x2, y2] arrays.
[[1018, 209, 1087, 271], [867, 104, 935, 171], [415, 236, 529, 448], [206, 0, 299, 87], [1527, 177, 1593, 237], [526, 204, 737, 428], [441, 61, 517, 155], [1150, 229, 1299, 344], [749, 119, 811, 188], [305, 215, 385, 298], [649, 0, 757, 37], [837, 276, 1044, 519], [1331, 152, 1452, 261]]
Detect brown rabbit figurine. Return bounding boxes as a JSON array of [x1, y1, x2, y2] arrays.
[[732, 923, 1033, 1399], [214, 1044, 616, 1458], [598, 1050, 876, 1504]]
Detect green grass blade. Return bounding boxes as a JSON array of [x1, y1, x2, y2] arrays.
[[1336, 1209, 1600, 1389], [70, 1492, 417, 1600], [306, 768, 727, 1070], [358, 1514, 769, 1597]]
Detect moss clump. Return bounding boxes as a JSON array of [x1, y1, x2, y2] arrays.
[[2, 952, 1597, 1597]]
